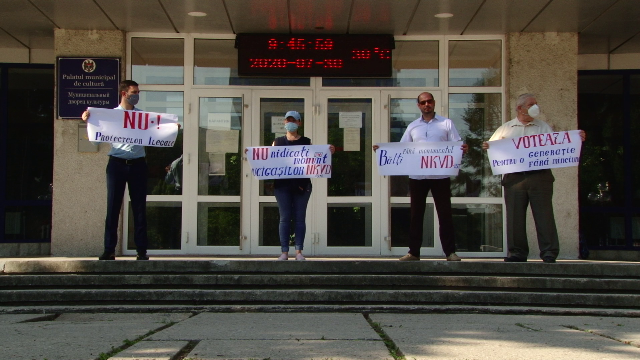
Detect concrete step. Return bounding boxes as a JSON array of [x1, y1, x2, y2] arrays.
[[2, 260, 640, 277], [2, 289, 640, 308], [1, 274, 639, 292], [1, 260, 638, 309]]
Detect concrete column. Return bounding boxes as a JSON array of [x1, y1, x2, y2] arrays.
[[52, 30, 125, 256], [506, 32, 579, 259]]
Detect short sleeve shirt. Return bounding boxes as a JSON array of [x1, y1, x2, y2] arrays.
[[489, 117, 554, 141]]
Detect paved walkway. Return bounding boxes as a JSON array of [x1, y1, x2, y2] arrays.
[[1, 311, 639, 360]]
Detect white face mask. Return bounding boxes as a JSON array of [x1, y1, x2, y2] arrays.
[[527, 104, 540, 118]]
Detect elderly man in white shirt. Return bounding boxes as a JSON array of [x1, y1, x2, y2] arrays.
[[483, 93, 586, 263]]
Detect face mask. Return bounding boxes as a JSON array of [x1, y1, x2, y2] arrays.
[[527, 104, 540, 118], [126, 94, 140, 106], [284, 122, 299, 132]]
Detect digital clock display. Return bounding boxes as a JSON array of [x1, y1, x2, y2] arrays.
[[236, 34, 394, 77]]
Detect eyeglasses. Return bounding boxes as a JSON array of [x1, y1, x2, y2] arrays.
[[418, 99, 435, 105]]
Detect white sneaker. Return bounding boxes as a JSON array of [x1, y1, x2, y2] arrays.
[[295, 253, 306, 261], [277, 254, 288, 261]]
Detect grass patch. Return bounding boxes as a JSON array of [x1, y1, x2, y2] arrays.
[[515, 323, 542, 331], [95, 321, 176, 360], [174, 340, 200, 360], [563, 325, 639, 348], [19, 314, 61, 323], [363, 313, 405, 360]]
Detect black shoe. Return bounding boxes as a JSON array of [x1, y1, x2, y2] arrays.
[[504, 256, 527, 262], [99, 251, 115, 260], [542, 256, 556, 263], [136, 253, 149, 261]]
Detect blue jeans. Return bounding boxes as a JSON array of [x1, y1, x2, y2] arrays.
[[104, 157, 148, 254], [274, 183, 312, 252]]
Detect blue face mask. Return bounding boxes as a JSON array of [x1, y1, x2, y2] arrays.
[[284, 122, 299, 132], [126, 94, 139, 106]]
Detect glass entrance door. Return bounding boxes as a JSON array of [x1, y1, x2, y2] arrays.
[[146, 88, 457, 257], [313, 90, 382, 255], [187, 89, 250, 254], [249, 90, 314, 254]]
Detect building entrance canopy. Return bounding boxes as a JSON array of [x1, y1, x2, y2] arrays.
[[1, 0, 639, 57]]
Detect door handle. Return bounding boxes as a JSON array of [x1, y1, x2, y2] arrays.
[[384, 236, 391, 251]]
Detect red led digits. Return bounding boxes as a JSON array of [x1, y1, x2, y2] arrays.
[[249, 59, 288, 68], [287, 38, 306, 50], [250, 59, 313, 68], [323, 59, 343, 68], [295, 59, 312, 68], [250, 59, 268, 67], [314, 38, 333, 50], [352, 50, 371, 59], [352, 48, 391, 59], [270, 59, 287, 67], [374, 48, 391, 59], [239, 35, 392, 76]]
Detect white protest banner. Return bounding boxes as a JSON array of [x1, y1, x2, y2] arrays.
[[487, 130, 582, 175], [247, 145, 332, 180], [86, 107, 179, 147], [375, 141, 463, 176]]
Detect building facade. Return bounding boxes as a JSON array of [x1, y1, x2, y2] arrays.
[[0, 1, 638, 260]]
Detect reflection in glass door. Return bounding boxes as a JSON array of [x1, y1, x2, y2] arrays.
[[125, 91, 184, 254], [315, 91, 382, 255], [447, 93, 504, 256], [250, 91, 313, 254]]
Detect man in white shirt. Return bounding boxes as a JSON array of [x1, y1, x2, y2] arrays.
[[483, 93, 585, 263], [82, 80, 148, 261], [385, 92, 468, 261]]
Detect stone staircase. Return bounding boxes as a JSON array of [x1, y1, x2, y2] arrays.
[[1, 260, 639, 309]]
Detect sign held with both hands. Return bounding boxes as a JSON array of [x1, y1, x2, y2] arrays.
[[487, 130, 582, 175], [247, 145, 332, 180], [375, 142, 464, 176], [85, 107, 179, 147]]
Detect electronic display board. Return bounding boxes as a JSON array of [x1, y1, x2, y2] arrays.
[[236, 34, 394, 77]]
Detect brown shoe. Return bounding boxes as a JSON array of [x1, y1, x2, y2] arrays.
[[446, 253, 462, 261], [399, 254, 420, 261]]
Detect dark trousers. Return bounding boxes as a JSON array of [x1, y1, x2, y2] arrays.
[[409, 178, 456, 257], [503, 170, 559, 260], [274, 184, 312, 252], [104, 157, 148, 254]]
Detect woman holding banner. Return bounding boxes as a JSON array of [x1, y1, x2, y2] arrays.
[[272, 110, 334, 260]]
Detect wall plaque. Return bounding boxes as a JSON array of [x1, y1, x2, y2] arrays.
[[57, 57, 120, 119]]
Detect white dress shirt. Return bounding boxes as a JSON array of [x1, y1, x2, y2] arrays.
[[400, 114, 462, 180]]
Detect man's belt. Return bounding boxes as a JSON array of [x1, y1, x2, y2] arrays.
[[109, 156, 146, 165]]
